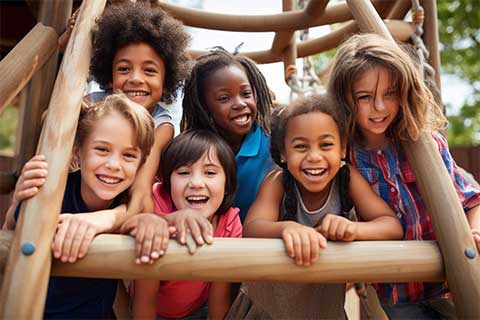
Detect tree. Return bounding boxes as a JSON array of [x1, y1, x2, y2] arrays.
[[438, 0, 480, 146]]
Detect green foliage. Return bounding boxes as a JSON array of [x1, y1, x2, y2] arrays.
[[0, 105, 18, 154], [438, 0, 479, 146]]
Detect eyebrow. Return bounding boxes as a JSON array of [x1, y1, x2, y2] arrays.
[[289, 134, 335, 143], [92, 140, 139, 151], [114, 58, 161, 68]]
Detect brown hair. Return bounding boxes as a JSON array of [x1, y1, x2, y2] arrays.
[[159, 130, 237, 216], [74, 93, 155, 168], [327, 33, 447, 143]]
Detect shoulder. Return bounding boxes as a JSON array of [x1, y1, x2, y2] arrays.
[[216, 207, 242, 238], [152, 183, 174, 214]]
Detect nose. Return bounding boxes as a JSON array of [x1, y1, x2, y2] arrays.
[[373, 96, 386, 111], [128, 68, 144, 84], [232, 96, 247, 110], [105, 155, 121, 171], [306, 148, 323, 162], [188, 173, 205, 189]]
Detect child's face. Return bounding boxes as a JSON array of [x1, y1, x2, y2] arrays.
[[204, 65, 257, 143], [170, 147, 226, 219], [77, 111, 142, 210], [111, 42, 166, 111], [281, 112, 345, 209], [353, 66, 400, 148]]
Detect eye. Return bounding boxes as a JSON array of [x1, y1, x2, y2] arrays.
[[205, 170, 217, 176], [218, 95, 229, 103], [123, 152, 139, 160], [320, 142, 334, 149], [116, 65, 130, 73], [293, 143, 307, 150], [145, 67, 157, 74], [242, 90, 253, 98], [94, 146, 108, 153], [357, 94, 371, 102], [176, 168, 190, 176]]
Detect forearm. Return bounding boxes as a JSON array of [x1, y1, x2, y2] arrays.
[[354, 216, 403, 240], [82, 204, 129, 234], [208, 282, 231, 320], [243, 219, 298, 238], [2, 202, 18, 230], [133, 280, 159, 320]]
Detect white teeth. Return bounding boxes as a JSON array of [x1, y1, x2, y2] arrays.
[[304, 169, 326, 175], [370, 117, 386, 123], [125, 91, 148, 97], [186, 196, 208, 201], [232, 115, 249, 125], [98, 175, 121, 184]]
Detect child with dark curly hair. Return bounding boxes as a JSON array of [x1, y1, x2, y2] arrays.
[[82, 2, 191, 247]]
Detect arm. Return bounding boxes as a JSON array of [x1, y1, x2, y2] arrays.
[[347, 166, 403, 240], [208, 282, 231, 320], [133, 279, 159, 320], [128, 124, 174, 215], [243, 170, 326, 266], [58, 9, 78, 53], [2, 155, 48, 230]]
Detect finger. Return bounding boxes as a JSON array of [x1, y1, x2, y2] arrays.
[[176, 220, 187, 244], [68, 223, 88, 262], [135, 223, 146, 264], [78, 227, 96, 259], [16, 187, 40, 201], [310, 233, 320, 263], [319, 218, 330, 239], [282, 233, 295, 258], [140, 225, 155, 264], [336, 222, 348, 241], [300, 233, 311, 266], [22, 168, 48, 180], [61, 221, 79, 263], [291, 232, 303, 266], [185, 233, 197, 255], [344, 224, 355, 242], [52, 219, 71, 259], [186, 218, 204, 246], [317, 233, 328, 249]]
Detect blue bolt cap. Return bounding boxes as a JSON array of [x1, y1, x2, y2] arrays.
[[464, 248, 476, 259], [21, 242, 36, 256]]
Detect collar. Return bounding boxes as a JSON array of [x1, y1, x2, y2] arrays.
[[236, 125, 262, 158]]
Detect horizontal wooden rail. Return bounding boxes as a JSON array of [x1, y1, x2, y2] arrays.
[[155, 0, 393, 32], [0, 232, 444, 283], [0, 23, 57, 114]]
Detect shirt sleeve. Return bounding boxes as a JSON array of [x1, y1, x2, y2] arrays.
[[152, 183, 174, 214], [220, 208, 243, 238], [432, 132, 480, 211]]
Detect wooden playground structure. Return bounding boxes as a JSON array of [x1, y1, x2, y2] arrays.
[[0, 0, 479, 318]]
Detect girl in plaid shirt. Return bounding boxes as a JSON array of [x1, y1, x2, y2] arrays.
[[328, 33, 480, 319]]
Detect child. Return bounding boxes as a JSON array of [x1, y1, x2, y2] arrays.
[[89, 2, 191, 215], [328, 33, 480, 318], [229, 94, 403, 319], [2, 94, 165, 318], [181, 49, 276, 222], [124, 130, 242, 319]]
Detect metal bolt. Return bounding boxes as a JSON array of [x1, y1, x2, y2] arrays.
[[21, 242, 36, 256], [464, 248, 476, 259]]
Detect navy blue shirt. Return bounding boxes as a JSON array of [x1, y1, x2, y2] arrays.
[[15, 171, 121, 319]]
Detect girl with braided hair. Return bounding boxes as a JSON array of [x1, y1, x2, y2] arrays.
[[230, 94, 402, 319], [181, 49, 276, 222]]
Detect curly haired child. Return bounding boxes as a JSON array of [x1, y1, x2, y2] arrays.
[[88, 2, 191, 229]]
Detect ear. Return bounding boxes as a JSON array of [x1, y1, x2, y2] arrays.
[[341, 143, 347, 160], [280, 152, 287, 164]]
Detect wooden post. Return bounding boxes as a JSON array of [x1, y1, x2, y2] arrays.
[[0, 233, 444, 283], [0, 23, 57, 114], [15, 1, 74, 177], [0, 1, 107, 318], [346, 0, 480, 317], [420, 0, 441, 90]]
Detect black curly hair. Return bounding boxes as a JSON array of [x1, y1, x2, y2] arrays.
[[180, 49, 273, 134], [270, 94, 352, 221], [90, 2, 191, 104]]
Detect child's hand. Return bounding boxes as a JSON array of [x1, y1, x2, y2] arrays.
[[120, 213, 176, 264], [58, 8, 79, 52], [472, 229, 480, 254], [165, 209, 214, 254], [316, 214, 358, 241], [281, 223, 327, 267], [51, 213, 97, 263], [13, 155, 48, 204]]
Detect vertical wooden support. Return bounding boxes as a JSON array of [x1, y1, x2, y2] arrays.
[[279, 0, 297, 83], [0, 1, 107, 318], [420, 0, 441, 91], [346, 0, 480, 318], [15, 0, 73, 178]]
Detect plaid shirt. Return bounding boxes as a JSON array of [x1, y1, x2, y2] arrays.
[[350, 133, 480, 305]]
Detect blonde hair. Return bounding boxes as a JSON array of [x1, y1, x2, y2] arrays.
[[73, 93, 155, 168], [328, 33, 447, 143]]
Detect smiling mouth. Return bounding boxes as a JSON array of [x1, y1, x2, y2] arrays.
[[232, 114, 250, 126], [124, 91, 149, 97], [186, 196, 209, 207], [303, 168, 327, 177], [97, 175, 122, 184], [369, 116, 388, 124]]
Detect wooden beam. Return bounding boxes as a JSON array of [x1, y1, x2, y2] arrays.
[[0, 232, 444, 283], [421, 0, 441, 90], [154, 0, 392, 32], [0, 1, 107, 318], [346, 0, 480, 318], [0, 23, 57, 114], [15, 0, 73, 178]]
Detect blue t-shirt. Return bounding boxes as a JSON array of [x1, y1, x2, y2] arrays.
[[234, 125, 276, 222], [15, 171, 121, 319]]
